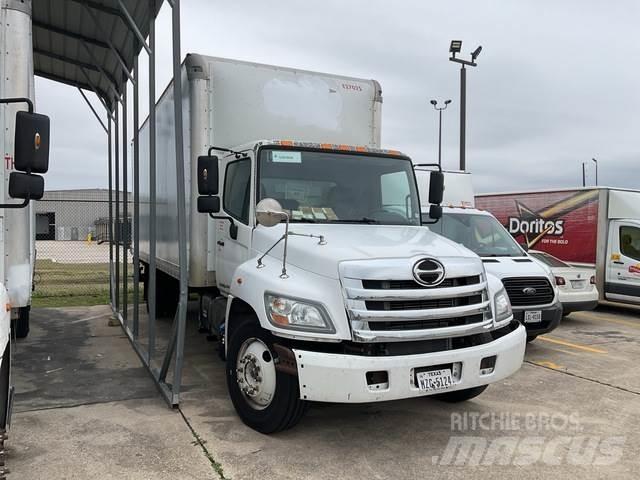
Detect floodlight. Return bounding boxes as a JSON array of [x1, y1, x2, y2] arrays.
[[471, 45, 482, 61], [449, 40, 462, 54]]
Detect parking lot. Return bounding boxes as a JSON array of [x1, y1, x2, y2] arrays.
[[8, 304, 640, 479]]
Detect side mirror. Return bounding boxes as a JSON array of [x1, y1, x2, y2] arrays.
[[255, 198, 287, 227], [9, 172, 44, 200], [197, 155, 219, 195], [428, 204, 442, 221], [519, 242, 529, 252], [197, 195, 220, 214], [14, 111, 50, 173], [428, 171, 444, 205]]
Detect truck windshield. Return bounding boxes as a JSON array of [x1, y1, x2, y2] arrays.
[[427, 212, 524, 257], [258, 148, 420, 225]]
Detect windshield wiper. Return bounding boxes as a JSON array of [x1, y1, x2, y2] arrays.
[[290, 218, 317, 223], [329, 217, 380, 224]]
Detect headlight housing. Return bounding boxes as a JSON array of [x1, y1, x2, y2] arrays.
[[493, 287, 512, 324], [264, 294, 335, 333]]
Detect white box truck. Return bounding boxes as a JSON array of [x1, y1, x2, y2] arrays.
[[0, 0, 52, 460], [476, 187, 640, 305], [416, 169, 562, 342], [139, 54, 526, 433]]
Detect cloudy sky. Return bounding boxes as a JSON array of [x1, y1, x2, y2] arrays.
[[36, 0, 640, 193]]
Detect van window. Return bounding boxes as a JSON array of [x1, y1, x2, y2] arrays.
[[620, 226, 640, 261], [224, 158, 251, 224]]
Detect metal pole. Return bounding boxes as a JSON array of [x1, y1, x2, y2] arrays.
[[582, 162, 586, 187], [148, 0, 157, 363], [115, 99, 120, 312], [133, 52, 140, 338], [460, 65, 466, 171], [107, 112, 114, 307], [593, 158, 598, 185], [438, 108, 443, 167], [170, 0, 188, 404], [122, 83, 128, 326]]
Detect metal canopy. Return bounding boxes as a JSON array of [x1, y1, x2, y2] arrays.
[[33, 0, 161, 107]]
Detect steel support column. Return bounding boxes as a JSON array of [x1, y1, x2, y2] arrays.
[[148, 0, 157, 364], [107, 113, 114, 306], [122, 85, 128, 325], [133, 53, 140, 338], [114, 99, 120, 312]]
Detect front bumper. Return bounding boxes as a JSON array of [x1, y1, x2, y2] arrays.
[[513, 301, 562, 336], [293, 321, 526, 403]]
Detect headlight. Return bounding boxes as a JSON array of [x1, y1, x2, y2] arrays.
[[265, 294, 335, 333], [493, 287, 512, 324]]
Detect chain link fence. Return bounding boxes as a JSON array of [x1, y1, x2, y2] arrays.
[[33, 189, 132, 307]]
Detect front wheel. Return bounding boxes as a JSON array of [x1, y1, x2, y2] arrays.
[[526, 335, 538, 343], [433, 385, 488, 403], [226, 315, 307, 433], [13, 306, 30, 339]]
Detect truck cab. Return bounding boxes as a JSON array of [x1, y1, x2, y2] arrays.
[[196, 141, 526, 432], [416, 169, 562, 342]]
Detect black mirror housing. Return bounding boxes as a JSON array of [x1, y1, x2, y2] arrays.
[[428, 204, 442, 221], [428, 171, 444, 205], [197, 195, 220, 214], [9, 172, 44, 200], [197, 155, 219, 195], [14, 111, 50, 173], [519, 242, 529, 252]]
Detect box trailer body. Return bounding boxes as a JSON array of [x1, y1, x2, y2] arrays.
[[416, 170, 562, 340], [137, 54, 526, 432], [476, 187, 640, 305], [138, 54, 382, 287]]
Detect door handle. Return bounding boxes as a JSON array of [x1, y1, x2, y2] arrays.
[[217, 240, 225, 247], [613, 261, 624, 265]]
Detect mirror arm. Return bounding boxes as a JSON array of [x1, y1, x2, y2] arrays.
[[208, 213, 235, 226], [0, 97, 34, 113], [0, 198, 30, 209]]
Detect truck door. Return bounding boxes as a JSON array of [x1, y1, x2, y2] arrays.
[[215, 154, 253, 294], [605, 220, 640, 303]]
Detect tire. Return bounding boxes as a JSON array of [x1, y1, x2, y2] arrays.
[[526, 335, 538, 343], [14, 306, 30, 339], [433, 385, 488, 403], [226, 315, 307, 433], [0, 342, 10, 429]]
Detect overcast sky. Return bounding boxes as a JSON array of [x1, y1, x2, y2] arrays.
[[36, 0, 640, 193]]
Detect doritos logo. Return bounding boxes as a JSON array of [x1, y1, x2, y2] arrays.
[[630, 265, 640, 274]]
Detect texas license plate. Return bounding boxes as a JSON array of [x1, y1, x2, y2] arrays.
[[524, 310, 542, 323], [416, 369, 453, 392], [571, 279, 586, 289]]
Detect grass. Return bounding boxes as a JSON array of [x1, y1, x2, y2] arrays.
[[32, 259, 132, 308]]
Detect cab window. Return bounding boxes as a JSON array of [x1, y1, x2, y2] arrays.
[[620, 226, 640, 261], [223, 158, 251, 224]]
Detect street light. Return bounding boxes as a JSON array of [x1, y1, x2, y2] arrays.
[[449, 40, 482, 171], [430, 99, 452, 166], [592, 157, 598, 185]]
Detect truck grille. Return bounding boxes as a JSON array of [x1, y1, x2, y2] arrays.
[[502, 277, 554, 306], [340, 258, 492, 343]]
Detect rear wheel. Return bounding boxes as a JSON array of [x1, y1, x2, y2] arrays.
[[226, 315, 307, 433], [433, 385, 488, 403], [13, 306, 29, 339]]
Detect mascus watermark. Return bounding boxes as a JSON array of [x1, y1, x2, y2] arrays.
[[431, 412, 625, 466]]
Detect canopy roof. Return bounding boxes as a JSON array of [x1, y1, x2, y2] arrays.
[[33, 0, 162, 109]]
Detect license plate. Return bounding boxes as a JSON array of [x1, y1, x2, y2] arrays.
[[524, 310, 542, 323], [416, 368, 453, 392], [571, 279, 586, 289]]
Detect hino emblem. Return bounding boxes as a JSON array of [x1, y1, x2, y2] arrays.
[[523, 287, 537, 296], [412, 258, 446, 287]]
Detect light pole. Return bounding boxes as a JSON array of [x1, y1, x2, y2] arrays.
[[582, 162, 586, 187], [430, 99, 452, 166], [449, 40, 482, 171], [592, 157, 598, 185]]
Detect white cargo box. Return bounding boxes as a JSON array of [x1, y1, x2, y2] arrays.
[[138, 54, 383, 287]]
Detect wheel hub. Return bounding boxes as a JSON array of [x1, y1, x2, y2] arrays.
[[236, 338, 276, 409]]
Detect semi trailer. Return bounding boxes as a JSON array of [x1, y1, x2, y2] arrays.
[[138, 54, 526, 432], [416, 170, 562, 342], [476, 187, 640, 306]]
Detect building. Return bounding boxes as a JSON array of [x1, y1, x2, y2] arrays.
[[35, 189, 130, 241]]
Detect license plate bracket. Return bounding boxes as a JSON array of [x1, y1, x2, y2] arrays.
[[524, 310, 542, 323]]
